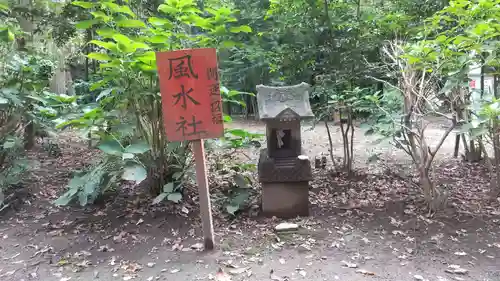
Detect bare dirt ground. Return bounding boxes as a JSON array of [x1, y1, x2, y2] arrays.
[[1, 118, 500, 281]]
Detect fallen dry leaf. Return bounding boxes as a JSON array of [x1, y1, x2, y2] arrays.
[[228, 267, 247, 275], [190, 243, 204, 250], [356, 269, 375, 275], [341, 260, 357, 268], [216, 268, 232, 281], [445, 265, 468, 275]]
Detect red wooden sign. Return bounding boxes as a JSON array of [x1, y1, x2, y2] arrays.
[[469, 79, 476, 88], [156, 48, 224, 142]]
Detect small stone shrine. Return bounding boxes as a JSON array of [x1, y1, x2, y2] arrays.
[[256, 82, 314, 218]]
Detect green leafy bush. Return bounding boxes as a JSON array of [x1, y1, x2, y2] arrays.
[[53, 0, 258, 207]]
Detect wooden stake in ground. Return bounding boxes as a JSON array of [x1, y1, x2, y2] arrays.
[[192, 139, 215, 249], [156, 48, 223, 250]]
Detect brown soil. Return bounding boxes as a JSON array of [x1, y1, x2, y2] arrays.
[[0, 119, 499, 281]]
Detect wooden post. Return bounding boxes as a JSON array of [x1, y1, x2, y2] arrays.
[[156, 48, 222, 250], [453, 134, 460, 158], [192, 139, 215, 250]]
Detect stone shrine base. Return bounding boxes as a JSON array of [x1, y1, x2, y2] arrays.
[[261, 181, 309, 218]]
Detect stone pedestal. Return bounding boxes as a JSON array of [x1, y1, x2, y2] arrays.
[[258, 149, 312, 218], [255, 82, 315, 219], [261, 182, 309, 218]]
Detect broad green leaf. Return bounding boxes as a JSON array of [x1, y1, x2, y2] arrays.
[[101, 1, 120, 12], [78, 192, 88, 206], [112, 33, 132, 45], [166, 141, 181, 153], [0, 27, 14, 42], [163, 182, 174, 193], [233, 174, 249, 188], [96, 28, 117, 38], [100, 60, 121, 69], [116, 19, 146, 28], [124, 142, 150, 154], [192, 17, 212, 29], [116, 5, 136, 17], [53, 193, 73, 206], [130, 42, 150, 50], [158, 4, 177, 14], [72, 1, 94, 8], [172, 172, 183, 180], [113, 34, 133, 52], [96, 88, 114, 101], [229, 25, 252, 33], [54, 185, 80, 206], [87, 52, 112, 61], [146, 35, 168, 44], [122, 153, 134, 160], [98, 140, 123, 155], [232, 191, 249, 205], [473, 23, 491, 36], [135, 51, 156, 64], [167, 192, 182, 203], [0, 97, 8, 104], [2, 139, 16, 149], [148, 17, 173, 28], [222, 40, 237, 48], [91, 11, 111, 22], [83, 106, 103, 119], [470, 119, 481, 128], [367, 153, 380, 163], [90, 79, 109, 91], [55, 118, 89, 130], [152, 193, 168, 205], [75, 19, 99, 29], [122, 164, 147, 184], [50, 94, 77, 104], [227, 129, 247, 137], [213, 25, 226, 35], [137, 63, 156, 72], [470, 127, 488, 139], [225, 204, 239, 215]]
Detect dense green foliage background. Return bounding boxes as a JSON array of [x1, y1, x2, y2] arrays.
[[2, 0, 500, 214]]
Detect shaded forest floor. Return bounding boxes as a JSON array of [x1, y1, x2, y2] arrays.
[[1, 118, 500, 281]]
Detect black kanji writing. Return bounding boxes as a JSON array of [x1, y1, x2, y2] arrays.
[[210, 100, 221, 113], [207, 67, 218, 80], [175, 116, 206, 136], [168, 55, 198, 80], [212, 114, 223, 125], [172, 85, 200, 109], [209, 83, 219, 96]]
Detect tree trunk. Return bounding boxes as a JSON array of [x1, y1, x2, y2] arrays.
[[16, 30, 34, 150], [324, 120, 336, 170], [418, 167, 434, 203], [24, 121, 35, 150], [491, 75, 500, 198]]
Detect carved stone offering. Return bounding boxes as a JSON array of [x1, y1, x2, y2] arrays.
[[256, 82, 314, 218]]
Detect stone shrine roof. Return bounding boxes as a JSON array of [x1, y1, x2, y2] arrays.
[[256, 82, 315, 120]]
